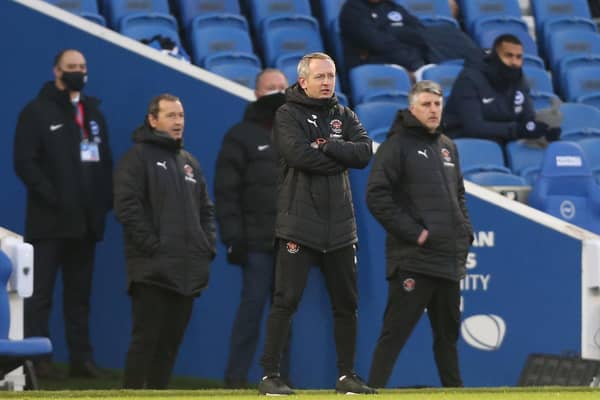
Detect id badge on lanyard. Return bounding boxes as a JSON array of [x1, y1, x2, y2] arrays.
[[76, 102, 101, 162]]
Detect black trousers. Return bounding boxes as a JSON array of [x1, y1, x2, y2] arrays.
[[24, 237, 95, 363], [260, 240, 358, 377], [368, 270, 463, 388], [123, 283, 194, 389]]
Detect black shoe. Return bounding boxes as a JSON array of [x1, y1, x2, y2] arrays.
[[258, 374, 295, 395], [34, 359, 67, 380], [336, 373, 377, 395], [69, 360, 107, 379]]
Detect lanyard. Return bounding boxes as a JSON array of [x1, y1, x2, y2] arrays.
[[74, 102, 89, 140]]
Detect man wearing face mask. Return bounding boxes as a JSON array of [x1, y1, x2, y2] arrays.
[[444, 34, 561, 144], [214, 69, 290, 389], [13, 49, 113, 379]]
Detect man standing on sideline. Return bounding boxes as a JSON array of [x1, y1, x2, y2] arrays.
[[257, 52, 376, 396], [366, 81, 473, 388], [114, 94, 216, 389], [13, 49, 113, 379], [215, 69, 290, 389]]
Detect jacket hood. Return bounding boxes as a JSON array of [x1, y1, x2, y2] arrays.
[[285, 83, 339, 110], [38, 81, 100, 108], [389, 109, 443, 139], [132, 121, 183, 150]]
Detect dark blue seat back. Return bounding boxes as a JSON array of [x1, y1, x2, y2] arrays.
[[349, 64, 411, 105]]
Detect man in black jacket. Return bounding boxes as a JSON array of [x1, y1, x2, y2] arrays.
[[339, 0, 482, 72], [114, 94, 216, 389], [257, 52, 375, 396], [215, 68, 289, 389], [14, 49, 113, 379], [366, 81, 473, 388], [444, 34, 561, 143]]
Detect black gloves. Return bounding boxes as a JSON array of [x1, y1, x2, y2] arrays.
[[226, 240, 247, 266], [518, 120, 551, 139]]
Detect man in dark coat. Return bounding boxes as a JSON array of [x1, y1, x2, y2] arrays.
[[13, 49, 113, 379], [257, 52, 376, 396], [215, 69, 290, 388], [366, 80, 473, 388], [444, 34, 561, 143], [339, 0, 483, 72], [114, 94, 216, 389]]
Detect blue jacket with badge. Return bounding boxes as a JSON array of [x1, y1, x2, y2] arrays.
[[443, 54, 536, 141]]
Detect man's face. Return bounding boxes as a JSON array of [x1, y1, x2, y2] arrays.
[[255, 70, 288, 98], [149, 100, 185, 140], [496, 42, 523, 69], [299, 58, 336, 99], [53, 50, 87, 90], [409, 92, 443, 133]]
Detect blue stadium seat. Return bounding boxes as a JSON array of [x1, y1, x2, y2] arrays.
[[247, 0, 312, 32], [319, 0, 345, 28], [547, 30, 600, 76], [189, 23, 255, 66], [563, 64, 600, 104], [530, 0, 592, 48], [336, 91, 349, 107], [103, 0, 170, 29], [577, 137, 600, 185], [460, 0, 522, 34], [328, 19, 346, 77], [119, 13, 183, 47], [275, 53, 302, 84], [45, 0, 98, 13], [355, 101, 401, 142], [474, 17, 538, 56], [81, 12, 107, 25], [394, 0, 458, 27], [348, 64, 411, 105], [176, 0, 241, 28], [203, 52, 262, 69], [454, 138, 512, 176], [419, 64, 462, 99], [207, 63, 261, 88], [0, 250, 52, 390], [528, 141, 600, 234], [559, 102, 600, 140], [261, 15, 323, 67], [505, 140, 546, 184], [466, 170, 528, 186], [522, 66, 560, 110], [541, 17, 597, 57]]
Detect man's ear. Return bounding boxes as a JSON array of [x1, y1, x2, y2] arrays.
[[148, 114, 157, 129]]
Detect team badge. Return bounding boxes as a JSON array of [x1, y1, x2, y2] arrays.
[[441, 148, 452, 163], [403, 278, 416, 292], [183, 164, 197, 183], [387, 11, 403, 22], [89, 120, 101, 143], [514, 90, 524, 105], [286, 241, 300, 254], [330, 119, 343, 135]]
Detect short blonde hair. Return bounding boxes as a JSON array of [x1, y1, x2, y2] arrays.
[[297, 52, 335, 79], [409, 80, 443, 105]]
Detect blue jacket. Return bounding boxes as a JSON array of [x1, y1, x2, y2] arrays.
[[443, 56, 536, 141]]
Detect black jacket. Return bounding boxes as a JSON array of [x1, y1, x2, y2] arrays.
[[366, 110, 473, 281], [114, 124, 216, 296], [444, 54, 536, 141], [14, 82, 113, 242], [273, 84, 372, 252], [339, 0, 482, 71], [214, 94, 284, 258]]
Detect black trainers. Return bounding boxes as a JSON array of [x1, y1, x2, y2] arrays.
[[336, 373, 377, 395], [258, 374, 295, 396]]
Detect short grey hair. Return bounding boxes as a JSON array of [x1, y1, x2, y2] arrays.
[[409, 80, 443, 105], [297, 52, 335, 79]]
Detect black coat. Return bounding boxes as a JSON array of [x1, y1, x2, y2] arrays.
[[114, 124, 216, 296], [366, 110, 473, 281], [273, 84, 372, 252], [443, 55, 536, 141], [214, 96, 283, 256], [14, 82, 113, 242]]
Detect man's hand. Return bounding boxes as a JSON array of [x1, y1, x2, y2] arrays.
[[417, 229, 429, 246], [310, 137, 327, 149]]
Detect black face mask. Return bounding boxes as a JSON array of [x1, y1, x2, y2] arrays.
[[489, 51, 522, 84], [255, 91, 286, 114], [61, 71, 87, 92]]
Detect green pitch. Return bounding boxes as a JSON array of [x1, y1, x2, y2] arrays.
[[1, 387, 598, 399]]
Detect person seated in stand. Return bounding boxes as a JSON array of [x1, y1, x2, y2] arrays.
[[339, 0, 483, 73], [443, 34, 561, 145]]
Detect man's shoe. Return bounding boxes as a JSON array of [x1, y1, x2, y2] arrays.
[[34, 360, 67, 380], [336, 373, 377, 395], [258, 374, 295, 395], [69, 360, 107, 379]]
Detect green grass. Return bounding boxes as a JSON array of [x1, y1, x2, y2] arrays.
[[1, 387, 599, 399]]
